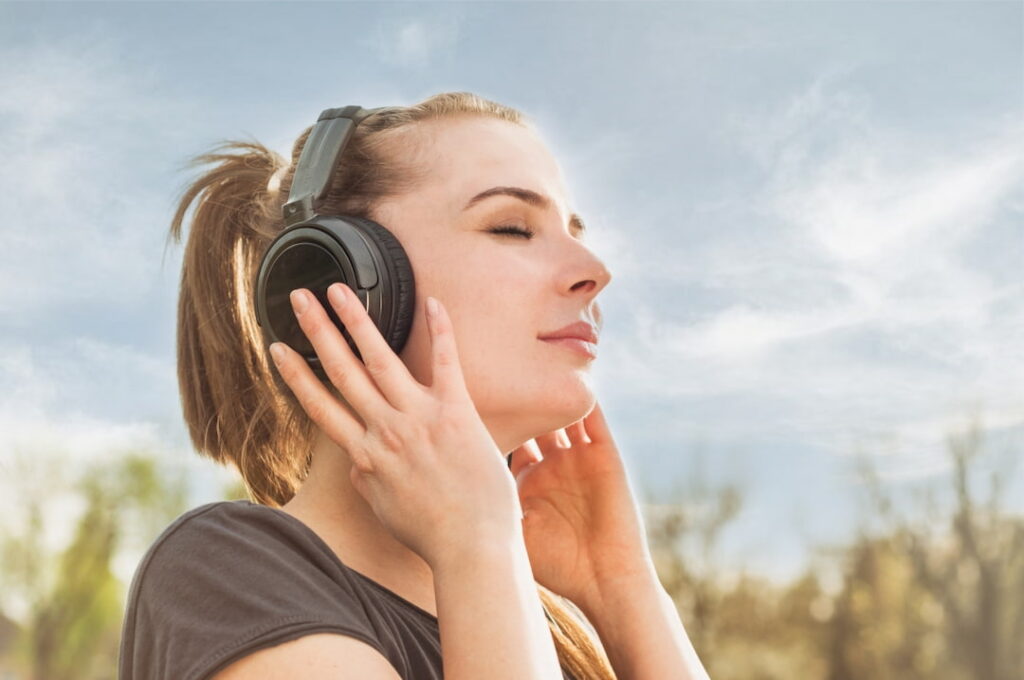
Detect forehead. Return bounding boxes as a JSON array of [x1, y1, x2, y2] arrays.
[[412, 117, 570, 213]]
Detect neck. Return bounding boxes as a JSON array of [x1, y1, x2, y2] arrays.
[[281, 428, 437, 612]]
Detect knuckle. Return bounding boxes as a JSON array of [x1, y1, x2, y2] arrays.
[[372, 422, 405, 453], [324, 362, 351, 392], [363, 355, 389, 379], [434, 346, 455, 369], [351, 452, 376, 475], [304, 398, 330, 425]]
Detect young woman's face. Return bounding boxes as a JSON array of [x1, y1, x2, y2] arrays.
[[371, 116, 613, 452]]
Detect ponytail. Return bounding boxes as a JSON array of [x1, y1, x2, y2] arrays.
[[168, 138, 313, 506]]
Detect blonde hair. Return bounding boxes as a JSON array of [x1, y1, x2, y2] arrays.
[[167, 91, 615, 680]]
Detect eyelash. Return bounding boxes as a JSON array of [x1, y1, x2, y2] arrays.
[[487, 225, 535, 239]]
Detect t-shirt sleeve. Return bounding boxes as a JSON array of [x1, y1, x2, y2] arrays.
[[119, 502, 393, 680]]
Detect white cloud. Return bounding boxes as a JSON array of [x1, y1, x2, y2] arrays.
[[0, 35, 194, 319], [596, 70, 1024, 479], [839, 404, 1024, 482], [0, 335, 183, 475], [0, 32, 220, 590]]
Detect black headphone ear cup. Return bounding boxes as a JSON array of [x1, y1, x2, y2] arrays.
[[346, 216, 416, 356]]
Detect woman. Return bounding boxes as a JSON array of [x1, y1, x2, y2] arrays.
[[118, 91, 709, 680]]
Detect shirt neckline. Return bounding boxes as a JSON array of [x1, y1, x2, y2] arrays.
[[235, 499, 440, 624]]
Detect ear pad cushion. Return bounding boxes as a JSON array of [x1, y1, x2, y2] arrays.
[[346, 216, 417, 356]]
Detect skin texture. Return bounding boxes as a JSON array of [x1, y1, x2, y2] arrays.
[[281, 116, 613, 617]]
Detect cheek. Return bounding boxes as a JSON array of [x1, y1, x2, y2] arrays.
[[447, 307, 536, 386], [417, 257, 547, 373]]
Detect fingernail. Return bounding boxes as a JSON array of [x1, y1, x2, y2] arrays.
[[269, 343, 285, 365], [290, 289, 308, 315], [427, 296, 438, 319], [328, 283, 347, 309]]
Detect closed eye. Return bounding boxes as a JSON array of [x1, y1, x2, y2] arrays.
[[487, 225, 535, 239]]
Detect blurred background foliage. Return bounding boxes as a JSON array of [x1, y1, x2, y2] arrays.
[[0, 417, 1020, 680]]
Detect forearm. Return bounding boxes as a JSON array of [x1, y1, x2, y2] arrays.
[[578, 572, 710, 680], [432, 531, 563, 680]]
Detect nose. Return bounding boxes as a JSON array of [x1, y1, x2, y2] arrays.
[[566, 243, 613, 299]]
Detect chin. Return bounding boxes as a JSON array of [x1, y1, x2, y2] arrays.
[[478, 374, 597, 451], [538, 387, 596, 429]]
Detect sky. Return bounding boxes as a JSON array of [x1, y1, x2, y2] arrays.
[[0, 0, 1021, 591]]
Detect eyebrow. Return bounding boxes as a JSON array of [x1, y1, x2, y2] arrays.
[[463, 186, 587, 237]]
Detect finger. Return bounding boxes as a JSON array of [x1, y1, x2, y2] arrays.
[[289, 287, 396, 425], [535, 430, 566, 453], [582, 399, 612, 445], [326, 283, 425, 411], [270, 340, 367, 462], [508, 442, 542, 478], [426, 296, 471, 403], [564, 419, 591, 446]]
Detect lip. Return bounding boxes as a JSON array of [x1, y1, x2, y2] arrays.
[[541, 336, 598, 359], [538, 321, 599, 345]]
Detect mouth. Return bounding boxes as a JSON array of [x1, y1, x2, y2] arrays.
[[540, 337, 597, 359]]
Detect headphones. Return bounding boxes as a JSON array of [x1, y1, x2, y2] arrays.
[[254, 105, 517, 470], [253, 105, 416, 379]]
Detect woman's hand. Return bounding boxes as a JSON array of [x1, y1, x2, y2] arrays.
[[508, 401, 658, 612], [270, 283, 524, 570]]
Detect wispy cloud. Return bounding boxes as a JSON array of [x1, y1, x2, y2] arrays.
[[362, 14, 463, 69], [0, 334, 184, 472], [598, 68, 1024, 476], [0, 34, 194, 319], [0, 34, 228, 562]]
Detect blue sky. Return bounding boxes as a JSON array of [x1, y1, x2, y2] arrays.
[[1, 1, 1021, 591]]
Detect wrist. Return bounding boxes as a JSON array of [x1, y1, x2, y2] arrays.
[[577, 561, 664, 623], [427, 522, 527, 574], [576, 572, 671, 658]]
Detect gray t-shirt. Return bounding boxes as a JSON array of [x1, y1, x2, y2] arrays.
[[118, 499, 579, 680]]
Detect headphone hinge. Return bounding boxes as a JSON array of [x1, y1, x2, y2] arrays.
[[283, 194, 314, 227]]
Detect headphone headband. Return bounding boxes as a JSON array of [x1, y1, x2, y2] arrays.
[[282, 105, 392, 227]]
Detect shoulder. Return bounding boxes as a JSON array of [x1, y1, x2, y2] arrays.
[[145, 498, 318, 553], [136, 499, 334, 568], [119, 500, 392, 680], [126, 500, 345, 599]]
